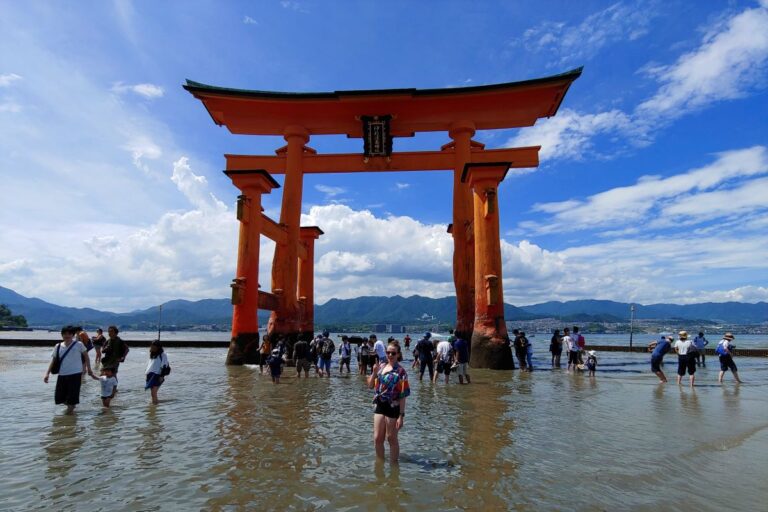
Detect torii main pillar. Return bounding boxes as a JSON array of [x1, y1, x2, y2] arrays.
[[224, 170, 280, 365], [268, 125, 311, 344], [462, 163, 514, 369]]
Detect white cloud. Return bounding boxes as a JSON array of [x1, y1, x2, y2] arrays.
[[395, 182, 410, 190], [637, 3, 768, 120], [525, 146, 768, 234], [315, 184, 346, 197], [0, 101, 22, 113], [506, 108, 632, 161], [0, 73, 22, 87], [243, 15, 258, 25], [508, 3, 768, 162], [123, 135, 163, 175], [514, 2, 657, 67], [111, 81, 165, 99]]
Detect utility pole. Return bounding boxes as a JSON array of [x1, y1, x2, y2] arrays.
[[629, 303, 635, 350], [156, 304, 163, 342]]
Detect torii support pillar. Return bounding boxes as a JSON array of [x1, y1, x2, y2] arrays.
[[462, 163, 514, 369], [225, 170, 280, 365], [298, 226, 324, 341]]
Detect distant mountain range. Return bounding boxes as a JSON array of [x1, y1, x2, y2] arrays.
[[1, 285, 765, 329]]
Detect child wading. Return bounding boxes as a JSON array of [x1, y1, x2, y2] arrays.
[[586, 350, 598, 377], [145, 341, 170, 404], [267, 348, 284, 384], [91, 367, 118, 407]]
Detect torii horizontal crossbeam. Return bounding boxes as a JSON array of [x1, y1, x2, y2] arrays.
[[225, 146, 540, 174]]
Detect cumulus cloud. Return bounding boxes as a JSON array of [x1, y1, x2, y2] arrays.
[[243, 15, 258, 25], [514, 2, 657, 67], [111, 81, 165, 99], [123, 135, 162, 175]]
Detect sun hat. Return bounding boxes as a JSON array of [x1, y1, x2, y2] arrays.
[[678, 330, 689, 340], [588, 350, 596, 356], [271, 348, 279, 355], [723, 332, 735, 340]]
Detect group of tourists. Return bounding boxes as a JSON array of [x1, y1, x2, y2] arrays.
[[544, 326, 596, 374], [648, 330, 742, 386], [43, 325, 170, 413]]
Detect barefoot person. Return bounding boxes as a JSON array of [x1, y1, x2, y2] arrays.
[[716, 332, 742, 383], [91, 328, 106, 366], [368, 341, 410, 463], [145, 340, 170, 404], [648, 335, 672, 383], [43, 326, 93, 414], [673, 331, 696, 387]]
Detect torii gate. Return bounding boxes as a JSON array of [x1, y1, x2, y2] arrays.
[[184, 68, 581, 369]]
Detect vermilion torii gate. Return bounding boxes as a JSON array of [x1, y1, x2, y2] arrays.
[[184, 68, 581, 369]]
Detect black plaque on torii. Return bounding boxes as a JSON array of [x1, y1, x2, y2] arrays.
[[361, 115, 393, 158]]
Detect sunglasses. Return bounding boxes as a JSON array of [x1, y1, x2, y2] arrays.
[[386, 351, 398, 356]]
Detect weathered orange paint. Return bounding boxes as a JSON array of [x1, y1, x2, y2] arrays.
[[268, 126, 310, 343], [184, 70, 582, 137], [185, 69, 582, 369], [462, 163, 513, 370], [298, 227, 324, 339], [225, 146, 540, 174], [449, 121, 477, 345], [224, 170, 280, 365]]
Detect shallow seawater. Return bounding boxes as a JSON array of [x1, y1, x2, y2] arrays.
[[1, 346, 766, 511]]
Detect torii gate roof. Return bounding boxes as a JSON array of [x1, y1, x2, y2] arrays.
[[183, 67, 582, 137]]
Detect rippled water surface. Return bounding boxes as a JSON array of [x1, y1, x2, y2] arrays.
[[1, 346, 767, 511]]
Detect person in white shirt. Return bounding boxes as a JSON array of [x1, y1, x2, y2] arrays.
[[372, 335, 387, 364], [145, 340, 170, 405], [90, 367, 118, 407], [673, 330, 696, 387], [44, 325, 93, 414], [563, 327, 579, 371], [434, 338, 454, 384]]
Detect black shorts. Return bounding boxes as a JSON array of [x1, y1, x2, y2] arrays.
[[651, 355, 663, 373], [677, 354, 696, 376], [55, 373, 82, 405], [568, 351, 580, 365], [437, 360, 452, 375], [374, 400, 401, 419], [719, 355, 738, 372]]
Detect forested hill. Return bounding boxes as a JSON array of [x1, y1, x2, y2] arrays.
[[1, 285, 765, 328]]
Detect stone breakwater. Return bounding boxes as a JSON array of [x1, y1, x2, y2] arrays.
[[3, 339, 767, 357]]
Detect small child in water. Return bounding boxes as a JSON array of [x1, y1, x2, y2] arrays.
[[90, 367, 118, 407], [267, 348, 284, 384], [586, 350, 598, 377]]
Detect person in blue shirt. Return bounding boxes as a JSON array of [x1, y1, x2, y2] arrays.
[[452, 334, 471, 384], [648, 335, 672, 383]]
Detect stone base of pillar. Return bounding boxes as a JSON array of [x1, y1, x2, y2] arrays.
[[226, 332, 261, 365], [470, 330, 514, 370]]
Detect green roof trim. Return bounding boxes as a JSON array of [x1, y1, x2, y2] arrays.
[[183, 67, 583, 100]]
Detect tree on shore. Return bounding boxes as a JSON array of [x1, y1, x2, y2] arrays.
[[0, 304, 28, 328]]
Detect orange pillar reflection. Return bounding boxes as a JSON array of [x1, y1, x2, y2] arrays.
[[449, 121, 478, 345], [225, 170, 280, 365], [269, 125, 310, 343], [462, 163, 513, 369], [298, 226, 323, 340]]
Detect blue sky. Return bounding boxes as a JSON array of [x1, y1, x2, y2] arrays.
[[1, 0, 767, 312]]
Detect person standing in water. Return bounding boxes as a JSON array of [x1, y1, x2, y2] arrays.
[[649, 335, 672, 383], [716, 333, 742, 384], [692, 331, 709, 367], [44, 326, 93, 414], [549, 329, 562, 368], [145, 340, 170, 404], [368, 341, 410, 463], [91, 328, 106, 367], [673, 331, 696, 387]]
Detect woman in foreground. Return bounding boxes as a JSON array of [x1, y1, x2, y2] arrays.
[[368, 341, 410, 463]]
